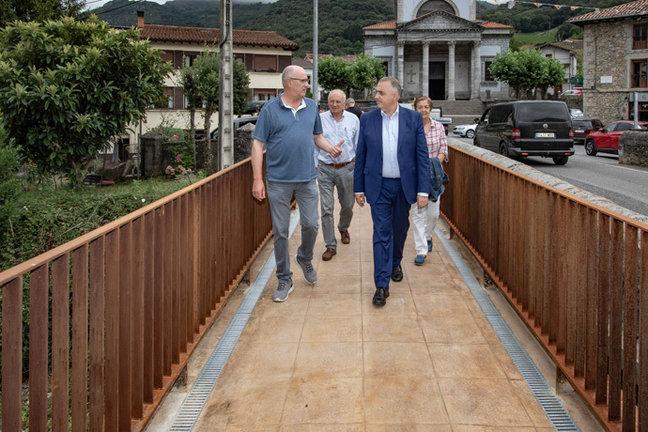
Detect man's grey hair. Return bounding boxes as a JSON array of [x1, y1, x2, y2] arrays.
[[328, 89, 346, 101], [346, 97, 356, 106], [281, 65, 303, 86], [378, 76, 401, 97]]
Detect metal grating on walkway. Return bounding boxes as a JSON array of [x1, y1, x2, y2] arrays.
[[168, 211, 301, 431], [435, 226, 581, 431]]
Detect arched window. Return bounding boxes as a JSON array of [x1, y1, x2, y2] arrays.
[[416, 0, 455, 17]]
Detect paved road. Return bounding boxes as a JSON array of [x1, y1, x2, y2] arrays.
[[450, 136, 648, 218]]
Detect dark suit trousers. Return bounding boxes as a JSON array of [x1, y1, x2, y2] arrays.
[[370, 178, 411, 288]]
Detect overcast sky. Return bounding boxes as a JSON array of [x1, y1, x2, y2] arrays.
[[85, 0, 278, 10]]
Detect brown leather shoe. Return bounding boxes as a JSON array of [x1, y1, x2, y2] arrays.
[[339, 230, 351, 244], [322, 247, 337, 261]]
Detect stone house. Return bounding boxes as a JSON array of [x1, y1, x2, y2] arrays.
[[571, 0, 648, 123], [363, 0, 513, 102]]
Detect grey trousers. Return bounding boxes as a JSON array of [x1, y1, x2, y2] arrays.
[[266, 179, 319, 282], [317, 161, 355, 249]]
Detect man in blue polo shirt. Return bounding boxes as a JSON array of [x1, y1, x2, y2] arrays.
[[251, 65, 342, 302]]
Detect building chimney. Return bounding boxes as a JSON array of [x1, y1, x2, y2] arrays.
[[137, 11, 144, 28]]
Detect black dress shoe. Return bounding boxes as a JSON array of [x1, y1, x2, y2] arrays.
[[391, 265, 403, 282], [372, 287, 389, 306]]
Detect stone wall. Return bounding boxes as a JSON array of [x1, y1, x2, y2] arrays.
[[582, 20, 632, 124], [583, 92, 628, 125], [619, 129, 648, 168]]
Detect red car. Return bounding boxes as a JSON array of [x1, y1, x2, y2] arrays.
[[584, 120, 648, 156]]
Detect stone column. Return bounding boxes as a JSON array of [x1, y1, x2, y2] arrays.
[[471, 41, 481, 100], [447, 41, 456, 101], [422, 42, 429, 98], [397, 42, 405, 84]]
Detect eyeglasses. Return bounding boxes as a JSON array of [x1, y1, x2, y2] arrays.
[[289, 77, 309, 83]]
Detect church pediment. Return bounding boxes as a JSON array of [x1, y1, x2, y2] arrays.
[[397, 9, 482, 33]]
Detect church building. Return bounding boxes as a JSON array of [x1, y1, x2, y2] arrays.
[[364, 0, 513, 101]]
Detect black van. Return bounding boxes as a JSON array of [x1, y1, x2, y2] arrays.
[[473, 100, 574, 165]]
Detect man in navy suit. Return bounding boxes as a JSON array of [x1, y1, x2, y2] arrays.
[[354, 77, 430, 306]]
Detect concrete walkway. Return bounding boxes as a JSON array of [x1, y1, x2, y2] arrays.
[[145, 201, 601, 432]]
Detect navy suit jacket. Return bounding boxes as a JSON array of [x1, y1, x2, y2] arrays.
[[353, 106, 430, 205]]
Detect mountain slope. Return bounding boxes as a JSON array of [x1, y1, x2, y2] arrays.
[[93, 0, 626, 56], [92, 0, 393, 56]]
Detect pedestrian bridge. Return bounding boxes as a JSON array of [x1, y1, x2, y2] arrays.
[[1, 140, 646, 431]]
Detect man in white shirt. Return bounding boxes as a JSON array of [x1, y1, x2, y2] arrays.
[[316, 89, 360, 261]]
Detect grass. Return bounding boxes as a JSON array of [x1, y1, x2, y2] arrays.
[[513, 28, 559, 46]]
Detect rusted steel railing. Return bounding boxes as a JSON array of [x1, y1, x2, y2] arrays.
[[441, 145, 648, 432], [0, 159, 273, 431]]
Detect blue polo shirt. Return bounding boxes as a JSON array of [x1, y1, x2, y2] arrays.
[[252, 96, 323, 182]]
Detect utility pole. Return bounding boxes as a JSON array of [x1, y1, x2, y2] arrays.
[[218, 0, 234, 169], [312, 0, 319, 108]]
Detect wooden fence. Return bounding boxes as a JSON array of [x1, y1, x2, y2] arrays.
[[0, 159, 273, 431], [442, 145, 648, 432]]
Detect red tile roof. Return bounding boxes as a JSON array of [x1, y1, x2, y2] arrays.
[[478, 20, 513, 29], [138, 24, 298, 50], [570, 0, 648, 24], [364, 19, 396, 30], [363, 18, 511, 30]]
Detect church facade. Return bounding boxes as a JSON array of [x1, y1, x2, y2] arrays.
[[364, 0, 513, 101]]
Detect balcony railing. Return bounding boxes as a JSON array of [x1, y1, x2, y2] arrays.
[[0, 159, 272, 431]]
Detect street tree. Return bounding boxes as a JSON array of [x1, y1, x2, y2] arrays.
[[0, 0, 84, 27], [232, 59, 250, 117], [489, 48, 564, 99], [0, 16, 172, 184], [185, 51, 249, 173], [537, 56, 565, 99], [318, 56, 352, 93], [179, 60, 202, 168], [350, 53, 384, 96], [193, 51, 220, 173]]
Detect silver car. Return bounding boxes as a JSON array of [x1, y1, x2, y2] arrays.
[[452, 123, 477, 139]]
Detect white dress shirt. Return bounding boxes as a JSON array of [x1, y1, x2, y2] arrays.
[[317, 110, 359, 164], [381, 106, 400, 178]]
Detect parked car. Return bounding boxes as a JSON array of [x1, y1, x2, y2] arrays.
[[473, 100, 574, 165], [210, 116, 258, 140], [559, 88, 583, 98], [572, 119, 603, 145], [569, 108, 584, 119], [584, 120, 648, 156], [452, 123, 477, 138], [244, 100, 265, 115]]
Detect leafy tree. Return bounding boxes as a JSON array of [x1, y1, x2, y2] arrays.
[[192, 51, 220, 173], [0, 0, 84, 27], [0, 119, 20, 235], [0, 16, 172, 184], [183, 51, 249, 173], [556, 22, 582, 41], [350, 53, 385, 95], [490, 48, 565, 99], [537, 56, 565, 99], [233, 59, 250, 116], [318, 57, 352, 93], [179, 59, 202, 168]]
